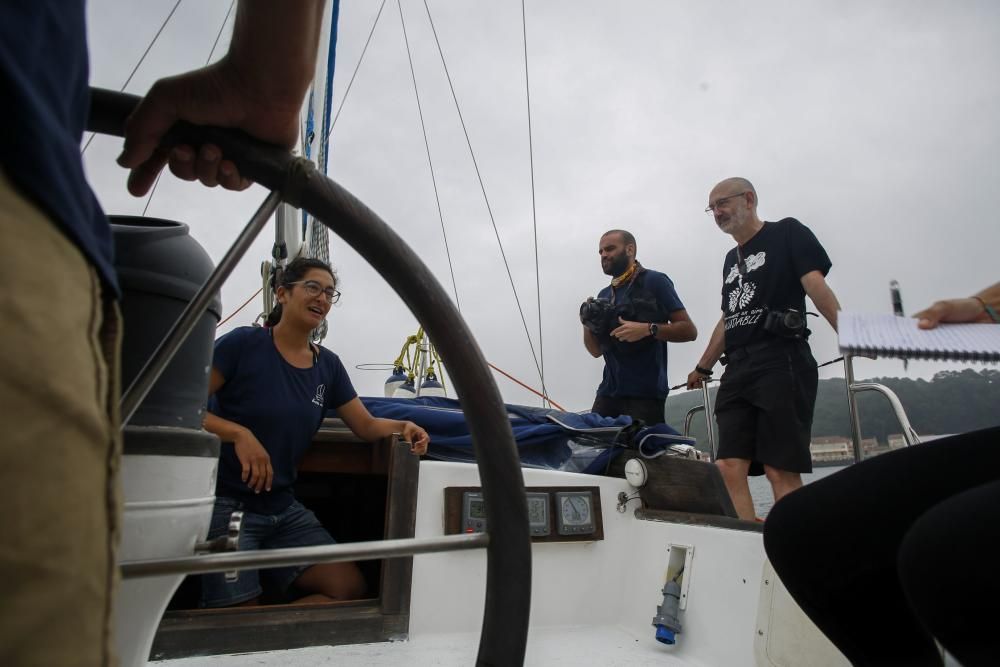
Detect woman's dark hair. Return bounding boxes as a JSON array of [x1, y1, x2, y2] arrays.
[[264, 256, 337, 327]]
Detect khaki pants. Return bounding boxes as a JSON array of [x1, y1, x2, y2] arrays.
[[0, 172, 121, 666]]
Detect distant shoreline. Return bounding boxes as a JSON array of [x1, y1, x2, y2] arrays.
[[812, 458, 855, 468]]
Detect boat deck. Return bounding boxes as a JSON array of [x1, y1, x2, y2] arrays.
[[155, 625, 696, 666]]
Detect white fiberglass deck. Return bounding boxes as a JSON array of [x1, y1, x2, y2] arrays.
[[151, 461, 850, 667], [157, 625, 714, 666]]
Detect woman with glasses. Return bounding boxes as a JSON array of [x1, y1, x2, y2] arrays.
[[200, 257, 429, 608]]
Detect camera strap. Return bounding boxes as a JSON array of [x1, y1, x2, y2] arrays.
[[735, 245, 748, 277]]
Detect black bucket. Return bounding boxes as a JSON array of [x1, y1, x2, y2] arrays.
[[112, 216, 222, 429]]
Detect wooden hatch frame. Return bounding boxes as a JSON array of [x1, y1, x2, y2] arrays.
[[149, 419, 420, 660]]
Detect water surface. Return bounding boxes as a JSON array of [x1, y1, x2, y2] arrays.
[[750, 465, 849, 518]]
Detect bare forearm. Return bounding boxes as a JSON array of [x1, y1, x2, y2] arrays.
[[228, 0, 327, 106], [810, 284, 841, 332], [801, 271, 841, 332], [657, 320, 698, 342], [583, 327, 602, 357], [204, 411, 249, 443], [353, 418, 406, 443], [915, 281, 1000, 327], [974, 282, 1000, 310]]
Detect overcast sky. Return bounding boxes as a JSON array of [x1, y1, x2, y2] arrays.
[[83, 0, 1000, 415]]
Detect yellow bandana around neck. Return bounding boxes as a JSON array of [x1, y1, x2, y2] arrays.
[[610, 261, 639, 288]]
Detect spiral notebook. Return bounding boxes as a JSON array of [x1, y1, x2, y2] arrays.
[[838, 312, 1000, 363]]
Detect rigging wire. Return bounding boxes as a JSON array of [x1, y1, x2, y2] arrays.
[[329, 0, 389, 134], [204, 3, 556, 402], [487, 362, 566, 411], [397, 0, 461, 310], [218, 286, 263, 328], [139, 0, 237, 218], [520, 0, 548, 407], [421, 0, 546, 388], [81, 0, 185, 156]]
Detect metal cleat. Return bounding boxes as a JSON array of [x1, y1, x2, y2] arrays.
[[194, 511, 244, 582]]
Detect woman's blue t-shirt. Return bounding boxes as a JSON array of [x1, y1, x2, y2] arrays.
[[209, 326, 357, 514]]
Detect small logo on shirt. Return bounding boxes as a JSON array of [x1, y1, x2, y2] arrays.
[[312, 384, 326, 407]]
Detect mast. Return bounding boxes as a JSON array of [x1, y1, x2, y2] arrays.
[[301, 0, 340, 268], [262, 0, 341, 333]]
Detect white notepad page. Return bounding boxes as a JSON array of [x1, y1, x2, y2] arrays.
[[838, 312, 1000, 361]]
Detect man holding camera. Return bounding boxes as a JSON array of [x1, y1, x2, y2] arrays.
[[687, 178, 840, 520], [582, 229, 697, 425]]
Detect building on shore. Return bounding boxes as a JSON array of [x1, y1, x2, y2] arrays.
[[810, 435, 883, 464], [810, 436, 852, 464]]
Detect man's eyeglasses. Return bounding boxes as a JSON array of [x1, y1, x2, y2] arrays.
[[705, 191, 749, 214], [288, 280, 341, 303]]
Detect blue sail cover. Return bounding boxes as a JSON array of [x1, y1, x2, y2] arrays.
[[356, 396, 697, 474]]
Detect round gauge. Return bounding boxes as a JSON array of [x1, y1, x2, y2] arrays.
[[561, 494, 591, 525], [624, 458, 648, 488]]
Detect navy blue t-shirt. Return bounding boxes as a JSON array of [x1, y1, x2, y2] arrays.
[[0, 1, 117, 293], [595, 267, 685, 400], [209, 327, 358, 514], [721, 218, 831, 349]]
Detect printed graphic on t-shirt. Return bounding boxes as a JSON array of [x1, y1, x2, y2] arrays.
[[719, 219, 831, 348], [724, 251, 765, 330], [312, 384, 326, 406]]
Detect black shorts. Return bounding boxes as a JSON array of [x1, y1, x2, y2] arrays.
[[591, 395, 664, 426], [714, 339, 817, 475]]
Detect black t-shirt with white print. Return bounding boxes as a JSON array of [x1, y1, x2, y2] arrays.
[[720, 218, 831, 350]]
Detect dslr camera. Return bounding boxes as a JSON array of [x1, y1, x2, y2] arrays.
[[580, 297, 617, 339], [763, 308, 806, 338], [581, 295, 663, 350]]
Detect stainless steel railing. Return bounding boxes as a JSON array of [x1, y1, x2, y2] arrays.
[[121, 534, 489, 579], [681, 355, 920, 464], [843, 353, 921, 462], [682, 379, 718, 460]]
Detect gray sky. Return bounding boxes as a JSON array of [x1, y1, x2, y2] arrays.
[[84, 0, 1000, 413]]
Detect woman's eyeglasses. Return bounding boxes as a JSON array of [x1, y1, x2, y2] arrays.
[[288, 280, 341, 303]]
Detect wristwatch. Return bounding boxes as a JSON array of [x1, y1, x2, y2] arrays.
[[648, 323, 659, 338]]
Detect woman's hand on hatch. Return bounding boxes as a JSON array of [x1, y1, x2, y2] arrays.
[[402, 422, 429, 455]]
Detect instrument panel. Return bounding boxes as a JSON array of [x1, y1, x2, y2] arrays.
[[445, 486, 604, 543]]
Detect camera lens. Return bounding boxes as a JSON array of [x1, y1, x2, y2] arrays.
[[783, 310, 804, 330]]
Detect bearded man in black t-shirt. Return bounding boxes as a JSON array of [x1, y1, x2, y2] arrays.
[[686, 178, 841, 521]]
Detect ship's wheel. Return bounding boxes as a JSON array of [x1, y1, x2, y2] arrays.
[[88, 88, 532, 667]]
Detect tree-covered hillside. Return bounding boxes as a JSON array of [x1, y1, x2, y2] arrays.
[[665, 369, 1000, 446]]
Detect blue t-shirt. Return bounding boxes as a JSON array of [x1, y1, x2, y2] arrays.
[[0, 1, 117, 294], [595, 267, 686, 400], [720, 218, 831, 349], [209, 327, 358, 514]]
